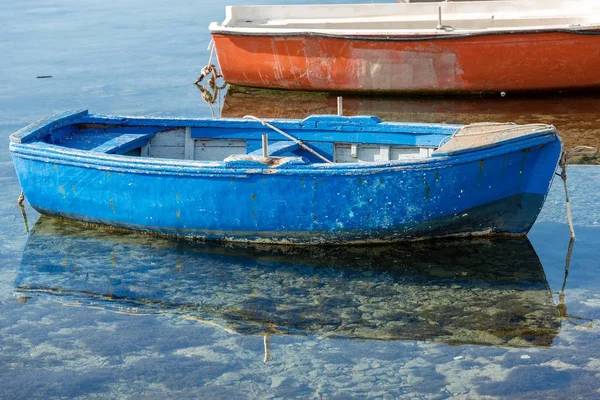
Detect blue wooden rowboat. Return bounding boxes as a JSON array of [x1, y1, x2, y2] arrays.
[[9, 110, 562, 244]]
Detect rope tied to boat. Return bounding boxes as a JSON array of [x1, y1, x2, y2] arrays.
[[195, 39, 227, 115], [16, 192, 29, 233], [195, 64, 225, 89], [195, 79, 225, 118], [554, 237, 594, 328], [556, 145, 598, 239], [243, 115, 333, 164], [195, 40, 226, 87]]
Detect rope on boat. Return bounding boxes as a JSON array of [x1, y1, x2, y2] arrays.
[[195, 39, 227, 116], [438, 122, 595, 240], [555, 237, 594, 328], [243, 115, 333, 164], [196, 83, 224, 118], [194, 64, 225, 88], [17, 192, 29, 233], [207, 39, 215, 65], [195, 40, 226, 88], [557, 145, 598, 239]]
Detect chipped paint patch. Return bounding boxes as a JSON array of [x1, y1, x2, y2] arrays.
[[351, 49, 459, 91]]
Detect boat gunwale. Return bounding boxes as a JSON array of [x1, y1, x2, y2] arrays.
[[213, 0, 600, 36], [209, 25, 600, 40]]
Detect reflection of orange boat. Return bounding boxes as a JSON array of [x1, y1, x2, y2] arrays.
[[219, 89, 600, 163], [209, 1, 600, 94]]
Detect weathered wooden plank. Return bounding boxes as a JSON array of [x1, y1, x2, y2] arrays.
[[390, 146, 423, 160], [140, 143, 151, 157], [378, 145, 391, 162], [335, 143, 427, 163], [194, 139, 246, 161], [433, 124, 555, 156], [148, 132, 246, 161], [149, 145, 185, 159], [184, 127, 194, 160], [149, 128, 185, 147]]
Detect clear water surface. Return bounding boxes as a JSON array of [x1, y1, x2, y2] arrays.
[[1, 1, 600, 399]]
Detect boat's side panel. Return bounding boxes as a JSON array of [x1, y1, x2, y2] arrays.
[[10, 137, 561, 244], [212, 31, 600, 93], [146, 128, 248, 161]]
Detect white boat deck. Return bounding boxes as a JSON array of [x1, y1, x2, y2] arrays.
[[211, 0, 600, 35]]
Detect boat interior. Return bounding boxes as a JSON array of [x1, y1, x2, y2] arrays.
[[216, 0, 599, 32], [16, 112, 554, 166], [40, 115, 458, 164]]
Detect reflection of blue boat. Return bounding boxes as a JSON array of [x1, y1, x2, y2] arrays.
[[15, 216, 560, 346], [10, 110, 561, 244]]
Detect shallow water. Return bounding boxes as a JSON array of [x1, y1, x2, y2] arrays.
[[2, 1, 600, 398]]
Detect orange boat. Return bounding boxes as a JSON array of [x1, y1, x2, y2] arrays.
[[208, 0, 600, 94]]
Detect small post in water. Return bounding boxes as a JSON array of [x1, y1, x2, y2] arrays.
[[262, 134, 269, 158], [337, 96, 343, 116], [264, 334, 271, 363]]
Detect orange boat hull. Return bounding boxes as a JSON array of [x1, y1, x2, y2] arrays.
[[212, 31, 600, 94]]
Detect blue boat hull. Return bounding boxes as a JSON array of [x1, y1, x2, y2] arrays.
[[11, 134, 561, 244]]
